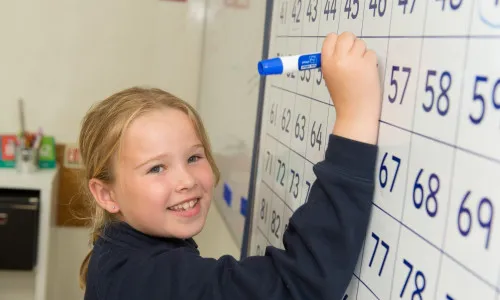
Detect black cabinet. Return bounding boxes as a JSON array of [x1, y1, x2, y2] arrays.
[[0, 188, 40, 270]]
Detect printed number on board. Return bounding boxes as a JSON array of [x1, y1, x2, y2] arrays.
[[457, 39, 500, 161], [288, 167, 301, 201], [268, 195, 285, 247], [286, 151, 305, 209], [294, 111, 307, 143], [368, 0, 388, 17], [433, 0, 463, 10], [391, 226, 440, 300], [344, 0, 360, 19], [311, 67, 331, 104], [261, 135, 276, 187], [403, 135, 454, 247], [379, 151, 402, 193], [260, 196, 270, 230], [399, 259, 428, 300], [291, 0, 303, 23], [269, 100, 279, 131], [411, 0, 465, 14], [324, 0, 338, 21], [301, 161, 316, 204], [397, 0, 416, 14], [299, 69, 313, 85], [257, 184, 273, 233], [442, 151, 500, 286], [318, 0, 341, 36], [253, 228, 268, 256], [306, 0, 319, 23], [264, 147, 274, 183], [278, 98, 294, 145], [374, 123, 411, 219], [280, 207, 293, 249], [281, 106, 292, 136], [311, 59, 331, 104], [306, 101, 328, 163], [289, 0, 304, 34], [412, 168, 441, 218], [270, 209, 282, 239], [413, 39, 466, 144], [276, 156, 287, 189], [468, 75, 500, 127], [457, 190, 494, 250], [360, 208, 400, 299], [291, 96, 310, 155], [297, 38, 318, 95], [307, 119, 323, 160], [382, 39, 421, 129], [315, 68, 324, 87], [388, 65, 412, 105], [310, 121, 323, 149], [422, 70, 452, 117], [279, 0, 288, 24], [368, 232, 391, 277], [274, 141, 290, 200]]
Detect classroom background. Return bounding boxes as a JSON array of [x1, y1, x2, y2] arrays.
[[0, 1, 263, 299], [2, 0, 499, 299]]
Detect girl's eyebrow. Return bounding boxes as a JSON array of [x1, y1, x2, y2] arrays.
[[134, 153, 168, 170], [134, 144, 205, 169], [191, 144, 204, 151]]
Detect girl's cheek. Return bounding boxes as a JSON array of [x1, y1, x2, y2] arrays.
[[149, 176, 171, 192], [199, 164, 215, 187]]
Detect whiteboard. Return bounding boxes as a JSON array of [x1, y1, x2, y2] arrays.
[[243, 0, 500, 298], [196, 0, 267, 248]]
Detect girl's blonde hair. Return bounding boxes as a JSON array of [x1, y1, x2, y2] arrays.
[[77, 86, 220, 289]]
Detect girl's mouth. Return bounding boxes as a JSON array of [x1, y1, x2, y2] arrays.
[[167, 198, 201, 217]]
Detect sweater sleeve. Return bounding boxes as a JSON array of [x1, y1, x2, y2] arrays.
[[119, 134, 378, 300]]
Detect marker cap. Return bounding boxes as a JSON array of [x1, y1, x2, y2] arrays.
[[258, 57, 283, 75]]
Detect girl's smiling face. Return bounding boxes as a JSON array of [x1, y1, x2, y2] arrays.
[[109, 108, 215, 239]]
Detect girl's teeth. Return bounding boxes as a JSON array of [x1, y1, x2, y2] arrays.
[[172, 199, 198, 211]]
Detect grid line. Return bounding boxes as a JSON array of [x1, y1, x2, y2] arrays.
[[275, 34, 500, 39]]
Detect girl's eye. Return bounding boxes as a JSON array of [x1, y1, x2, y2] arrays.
[[188, 155, 202, 164], [148, 165, 165, 174]]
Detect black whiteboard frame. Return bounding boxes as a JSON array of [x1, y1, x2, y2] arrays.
[[240, 0, 275, 260]]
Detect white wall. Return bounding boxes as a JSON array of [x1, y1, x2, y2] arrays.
[[0, 0, 206, 143]]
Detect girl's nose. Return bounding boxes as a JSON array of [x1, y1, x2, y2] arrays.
[[175, 166, 196, 192]]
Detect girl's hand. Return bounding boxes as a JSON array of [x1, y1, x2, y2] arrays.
[[321, 32, 382, 145]]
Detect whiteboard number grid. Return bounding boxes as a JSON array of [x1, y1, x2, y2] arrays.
[[248, 0, 500, 299]]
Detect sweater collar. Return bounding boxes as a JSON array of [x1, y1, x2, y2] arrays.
[[98, 221, 199, 250]]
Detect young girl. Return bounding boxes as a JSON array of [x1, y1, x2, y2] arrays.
[[79, 31, 381, 300]]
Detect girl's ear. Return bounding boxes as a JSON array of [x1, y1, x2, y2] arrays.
[[88, 178, 120, 214]]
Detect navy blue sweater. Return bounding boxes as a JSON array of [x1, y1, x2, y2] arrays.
[[83, 134, 377, 300]]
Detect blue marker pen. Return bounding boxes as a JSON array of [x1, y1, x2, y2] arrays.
[[258, 52, 321, 76]]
